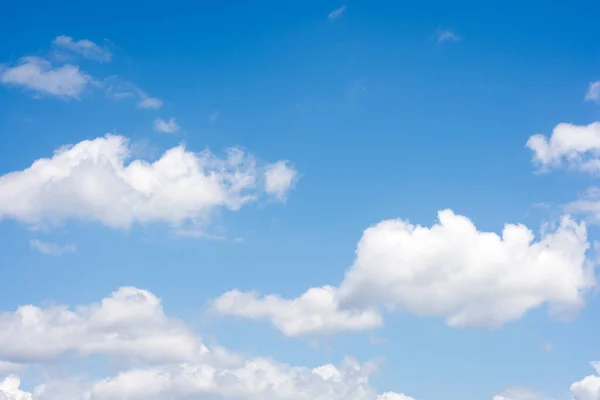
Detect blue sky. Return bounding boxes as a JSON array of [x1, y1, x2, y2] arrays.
[[2, 1, 600, 399]]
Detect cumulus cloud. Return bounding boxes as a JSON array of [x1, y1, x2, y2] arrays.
[[29, 240, 76, 256], [213, 210, 593, 335], [264, 160, 298, 201], [153, 117, 179, 133], [339, 210, 592, 328], [0, 288, 415, 400], [52, 35, 112, 63], [328, 6, 346, 20], [211, 286, 382, 337], [0, 134, 293, 230], [0, 286, 202, 364], [0, 57, 92, 99], [526, 122, 600, 173], [571, 362, 600, 400], [585, 81, 600, 103]]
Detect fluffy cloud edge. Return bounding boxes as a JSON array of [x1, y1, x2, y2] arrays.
[[0, 287, 415, 400]]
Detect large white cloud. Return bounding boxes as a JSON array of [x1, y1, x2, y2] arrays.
[[0, 57, 92, 99], [337, 210, 592, 328], [211, 285, 382, 337], [0, 134, 294, 229], [212, 210, 593, 335], [526, 122, 600, 173], [0, 288, 415, 400]]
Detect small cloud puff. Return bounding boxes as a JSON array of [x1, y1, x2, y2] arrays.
[[154, 117, 179, 133], [264, 160, 298, 201]]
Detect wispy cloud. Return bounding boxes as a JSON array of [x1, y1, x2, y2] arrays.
[[0, 56, 93, 99], [328, 5, 346, 21], [540, 342, 554, 352], [52, 35, 112, 63], [138, 95, 163, 109], [104, 76, 163, 109], [209, 111, 219, 123], [432, 29, 461, 42], [585, 81, 600, 103], [154, 117, 179, 133], [30, 239, 76, 256]]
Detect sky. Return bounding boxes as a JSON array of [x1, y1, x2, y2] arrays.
[[1, 1, 600, 399]]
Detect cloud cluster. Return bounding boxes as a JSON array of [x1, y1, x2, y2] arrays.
[[0, 288, 415, 400], [1, 37, 160, 107], [0, 134, 297, 230], [213, 210, 593, 335], [527, 121, 600, 224]]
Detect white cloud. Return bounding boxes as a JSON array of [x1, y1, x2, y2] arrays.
[[211, 286, 382, 337], [264, 160, 298, 201], [526, 122, 600, 173], [213, 210, 593, 335], [0, 288, 415, 400], [0, 375, 31, 400], [571, 362, 600, 400], [153, 118, 179, 133], [585, 81, 600, 103], [0, 57, 92, 99], [432, 29, 460, 42], [0, 286, 202, 364], [52, 35, 112, 63], [0, 134, 293, 230], [209, 111, 219, 123], [337, 210, 592, 328], [29, 240, 76, 256], [328, 6, 346, 20]]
